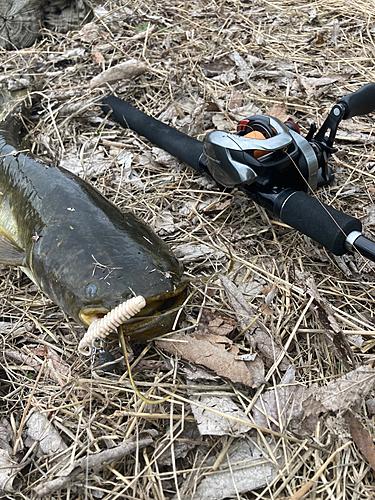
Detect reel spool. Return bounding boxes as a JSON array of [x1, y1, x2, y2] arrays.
[[237, 116, 300, 159]]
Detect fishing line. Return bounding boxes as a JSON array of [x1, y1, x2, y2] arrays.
[[85, 339, 96, 499], [285, 149, 368, 263], [118, 325, 179, 405]]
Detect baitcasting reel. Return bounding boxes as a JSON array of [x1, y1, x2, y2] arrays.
[[203, 85, 374, 194], [102, 83, 375, 263], [204, 114, 320, 191]]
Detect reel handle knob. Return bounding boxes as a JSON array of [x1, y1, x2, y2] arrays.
[[339, 82, 375, 119]]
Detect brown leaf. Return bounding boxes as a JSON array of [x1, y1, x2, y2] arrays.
[[229, 89, 243, 109], [6, 346, 80, 387], [251, 366, 315, 430], [92, 50, 106, 65], [33, 345, 77, 384], [195, 309, 235, 337], [262, 285, 272, 295], [79, 22, 102, 43], [156, 332, 255, 387], [313, 32, 326, 47], [268, 104, 291, 123], [347, 413, 375, 470]]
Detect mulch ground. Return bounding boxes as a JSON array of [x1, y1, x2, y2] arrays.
[[0, 0, 375, 498]]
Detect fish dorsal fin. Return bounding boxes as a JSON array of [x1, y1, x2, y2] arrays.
[[0, 227, 25, 266]]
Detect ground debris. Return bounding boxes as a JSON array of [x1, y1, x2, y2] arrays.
[[296, 365, 375, 435], [297, 271, 356, 369], [221, 275, 289, 370], [156, 331, 256, 387], [175, 437, 280, 500], [190, 392, 253, 436], [25, 409, 68, 456], [32, 435, 154, 497], [251, 366, 314, 431], [1, 0, 375, 498], [0, 449, 19, 493], [347, 413, 375, 470], [90, 58, 148, 88], [5, 345, 79, 386]]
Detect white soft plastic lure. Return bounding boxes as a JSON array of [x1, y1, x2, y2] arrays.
[[78, 296, 146, 355]]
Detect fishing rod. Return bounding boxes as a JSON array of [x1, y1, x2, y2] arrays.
[[102, 83, 375, 263]]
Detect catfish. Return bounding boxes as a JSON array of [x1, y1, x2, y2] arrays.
[[0, 92, 186, 343]]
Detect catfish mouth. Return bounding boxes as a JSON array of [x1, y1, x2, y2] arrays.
[[79, 282, 187, 337]]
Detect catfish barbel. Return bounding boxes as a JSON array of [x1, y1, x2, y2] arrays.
[[0, 92, 186, 345]]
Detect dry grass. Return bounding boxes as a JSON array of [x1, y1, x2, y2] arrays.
[[1, 0, 375, 498]]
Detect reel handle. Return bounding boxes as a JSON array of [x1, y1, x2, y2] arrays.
[[102, 96, 205, 172], [339, 82, 375, 119]]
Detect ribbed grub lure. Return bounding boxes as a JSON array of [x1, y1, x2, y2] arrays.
[[78, 296, 146, 355]]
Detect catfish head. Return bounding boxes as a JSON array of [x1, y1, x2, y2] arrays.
[[28, 172, 187, 341]]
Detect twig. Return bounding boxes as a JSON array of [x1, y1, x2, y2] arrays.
[[32, 436, 153, 497]]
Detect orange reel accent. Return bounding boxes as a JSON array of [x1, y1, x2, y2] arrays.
[[244, 130, 267, 158]]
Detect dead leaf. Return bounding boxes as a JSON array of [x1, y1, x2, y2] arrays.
[[33, 435, 154, 497], [325, 415, 351, 440], [92, 50, 106, 65], [229, 89, 243, 109], [156, 332, 256, 387], [175, 438, 281, 500], [211, 113, 234, 132], [174, 243, 224, 262], [0, 449, 19, 493], [33, 345, 75, 383], [133, 360, 164, 374], [268, 104, 291, 123], [79, 22, 102, 43], [297, 272, 355, 369], [26, 410, 68, 456], [299, 75, 339, 100], [302, 365, 375, 417], [156, 422, 202, 466], [221, 275, 289, 370], [191, 393, 253, 436], [251, 366, 315, 430], [60, 150, 112, 178], [180, 364, 219, 382], [154, 210, 176, 235], [90, 59, 147, 88], [347, 413, 375, 470], [294, 366, 375, 436], [0, 420, 13, 456], [366, 399, 375, 416], [313, 32, 326, 47], [195, 309, 236, 337]]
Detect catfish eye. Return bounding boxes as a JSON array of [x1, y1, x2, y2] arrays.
[[85, 283, 98, 298]]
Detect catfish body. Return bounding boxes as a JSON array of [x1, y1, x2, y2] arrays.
[[0, 111, 185, 337]]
